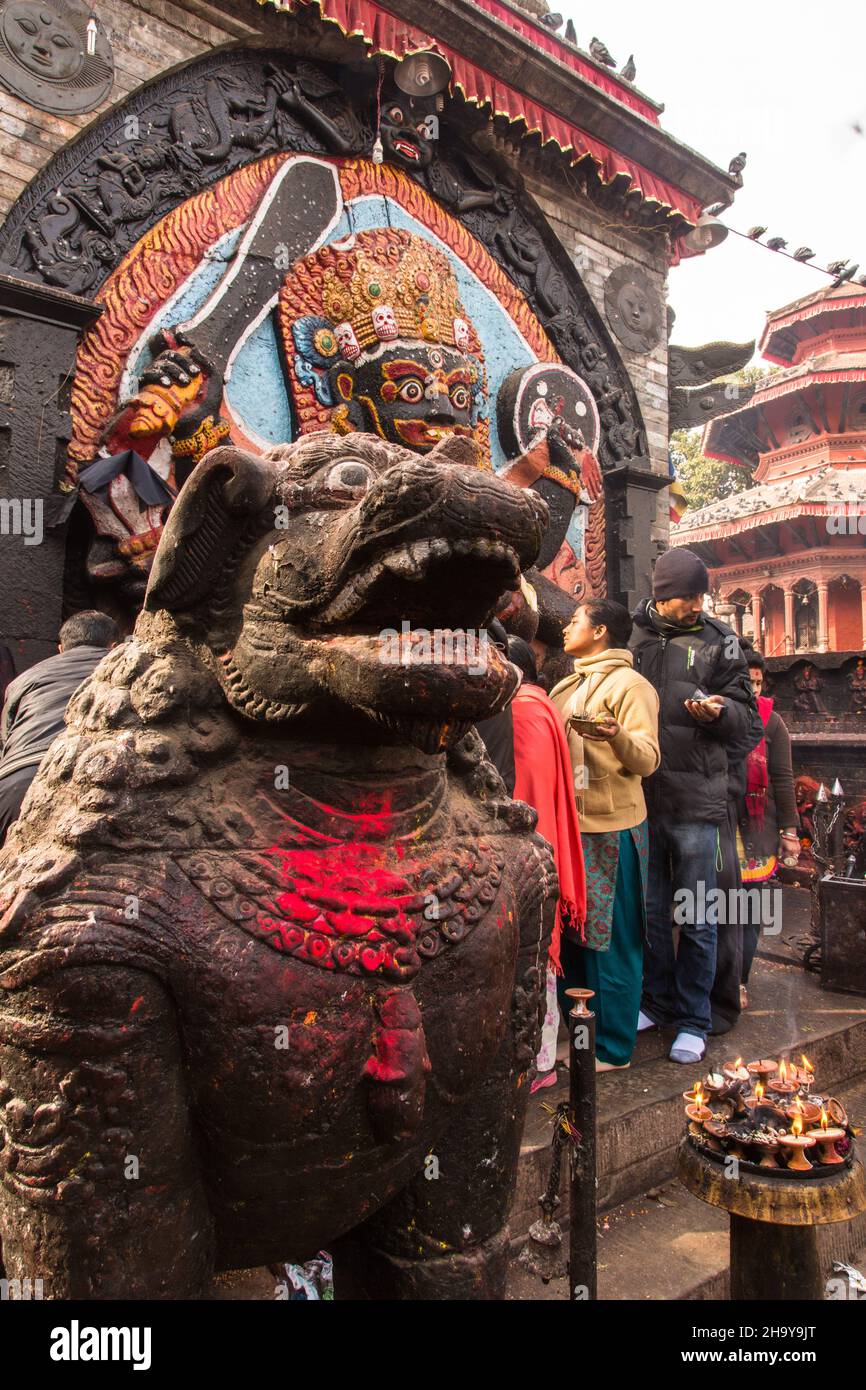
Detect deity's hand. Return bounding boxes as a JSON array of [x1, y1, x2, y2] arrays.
[[138, 349, 203, 394], [546, 418, 602, 503], [127, 349, 205, 439]]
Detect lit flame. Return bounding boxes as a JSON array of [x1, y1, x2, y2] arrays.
[[755, 1081, 764, 1102], [694, 1084, 705, 1108], [794, 1096, 804, 1114], [801, 1054, 814, 1074], [792, 1112, 803, 1137], [734, 1057, 743, 1068], [779, 1059, 787, 1082], [820, 1107, 828, 1131]]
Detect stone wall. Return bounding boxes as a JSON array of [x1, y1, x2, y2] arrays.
[[524, 168, 671, 562], [0, 0, 250, 220]]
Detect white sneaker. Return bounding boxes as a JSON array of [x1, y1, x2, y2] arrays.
[[669, 1032, 706, 1064], [637, 1010, 657, 1032]]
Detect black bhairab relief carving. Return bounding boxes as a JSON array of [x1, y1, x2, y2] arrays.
[[0, 46, 649, 479], [0, 0, 113, 116]]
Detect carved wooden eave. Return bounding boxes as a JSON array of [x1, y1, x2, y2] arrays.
[[668, 340, 755, 389], [246, 0, 739, 252]]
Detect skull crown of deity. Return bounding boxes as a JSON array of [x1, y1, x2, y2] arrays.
[[280, 228, 487, 457]]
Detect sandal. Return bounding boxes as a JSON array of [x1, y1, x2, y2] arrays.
[[530, 1070, 558, 1094]]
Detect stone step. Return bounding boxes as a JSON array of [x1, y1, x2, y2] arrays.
[[508, 1075, 866, 1301], [514, 952, 866, 1235]]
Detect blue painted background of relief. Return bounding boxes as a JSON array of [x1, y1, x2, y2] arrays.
[[125, 192, 585, 559]]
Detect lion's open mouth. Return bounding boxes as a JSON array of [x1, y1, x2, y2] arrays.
[[221, 446, 546, 751], [317, 534, 520, 628]]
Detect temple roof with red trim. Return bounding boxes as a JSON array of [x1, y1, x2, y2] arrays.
[[698, 284, 866, 471], [759, 283, 866, 365], [256, 0, 739, 255], [672, 465, 866, 546], [673, 283, 866, 549]]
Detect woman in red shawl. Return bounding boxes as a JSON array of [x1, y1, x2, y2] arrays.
[[506, 637, 586, 1092]]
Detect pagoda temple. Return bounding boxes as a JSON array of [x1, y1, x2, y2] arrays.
[[672, 282, 866, 794], [672, 282, 866, 656]]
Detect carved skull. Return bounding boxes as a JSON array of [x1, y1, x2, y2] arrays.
[[372, 305, 399, 342], [335, 321, 361, 362], [453, 317, 471, 352]]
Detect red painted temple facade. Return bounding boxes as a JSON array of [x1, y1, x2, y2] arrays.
[[672, 283, 866, 657]]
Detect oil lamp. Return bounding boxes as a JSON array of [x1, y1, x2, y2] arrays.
[[798, 1054, 816, 1089], [805, 1107, 846, 1166], [768, 1058, 796, 1098], [781, 1110, 817, 1171], [723, 1057, 749, 1084], [786, 1095, 822, 1128], [685, 1101, 713, 1138], [748, 1058, 778, 1086]]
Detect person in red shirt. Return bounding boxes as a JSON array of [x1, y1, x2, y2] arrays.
[[506, 637, 586, 1092]]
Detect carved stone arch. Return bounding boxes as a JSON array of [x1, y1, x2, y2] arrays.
[[0, 45, 648, 464], [0, 43, 649, 606]]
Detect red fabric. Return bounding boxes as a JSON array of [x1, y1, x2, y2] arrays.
[[260, 0, 702, 236], [745, 695, 773, 828], [470, 0, 661, 122], [511, 683, 586, 971]]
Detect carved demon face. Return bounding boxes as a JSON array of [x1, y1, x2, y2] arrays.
[[379, 96, 436, 170], [331, 344, 479, 452], [145, 433, 547, 753]]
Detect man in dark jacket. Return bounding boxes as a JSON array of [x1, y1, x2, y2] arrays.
[[631, 548, 762, 1063], [0, 610, 119, 843]]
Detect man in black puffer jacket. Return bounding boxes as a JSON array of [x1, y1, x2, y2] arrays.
[[630, 548, 761, 1064]]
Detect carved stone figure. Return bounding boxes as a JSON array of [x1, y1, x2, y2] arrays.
[[793, 663, 825, 715], [848, 657, 866, 716], [0, 431, 555, 1299]]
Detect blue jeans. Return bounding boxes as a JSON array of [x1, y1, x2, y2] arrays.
[[642, 820, 719, 1040]]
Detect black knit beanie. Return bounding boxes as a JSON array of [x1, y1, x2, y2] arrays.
[[652, 547, 709, 601]]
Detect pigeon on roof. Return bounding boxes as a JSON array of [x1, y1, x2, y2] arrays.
[[621, 54, 636, 81], [831, 263, 859, 288], [590, 36, 617, 67], [728, 152, 747, 177]]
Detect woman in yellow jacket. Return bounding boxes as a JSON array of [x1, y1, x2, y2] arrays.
[[550, 599, 660, 1070]]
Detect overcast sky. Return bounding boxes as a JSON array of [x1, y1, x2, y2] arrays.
[[558, 0, 866, 354]]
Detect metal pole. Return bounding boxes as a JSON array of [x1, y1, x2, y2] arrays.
[[565, 987, 597, 1300]]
